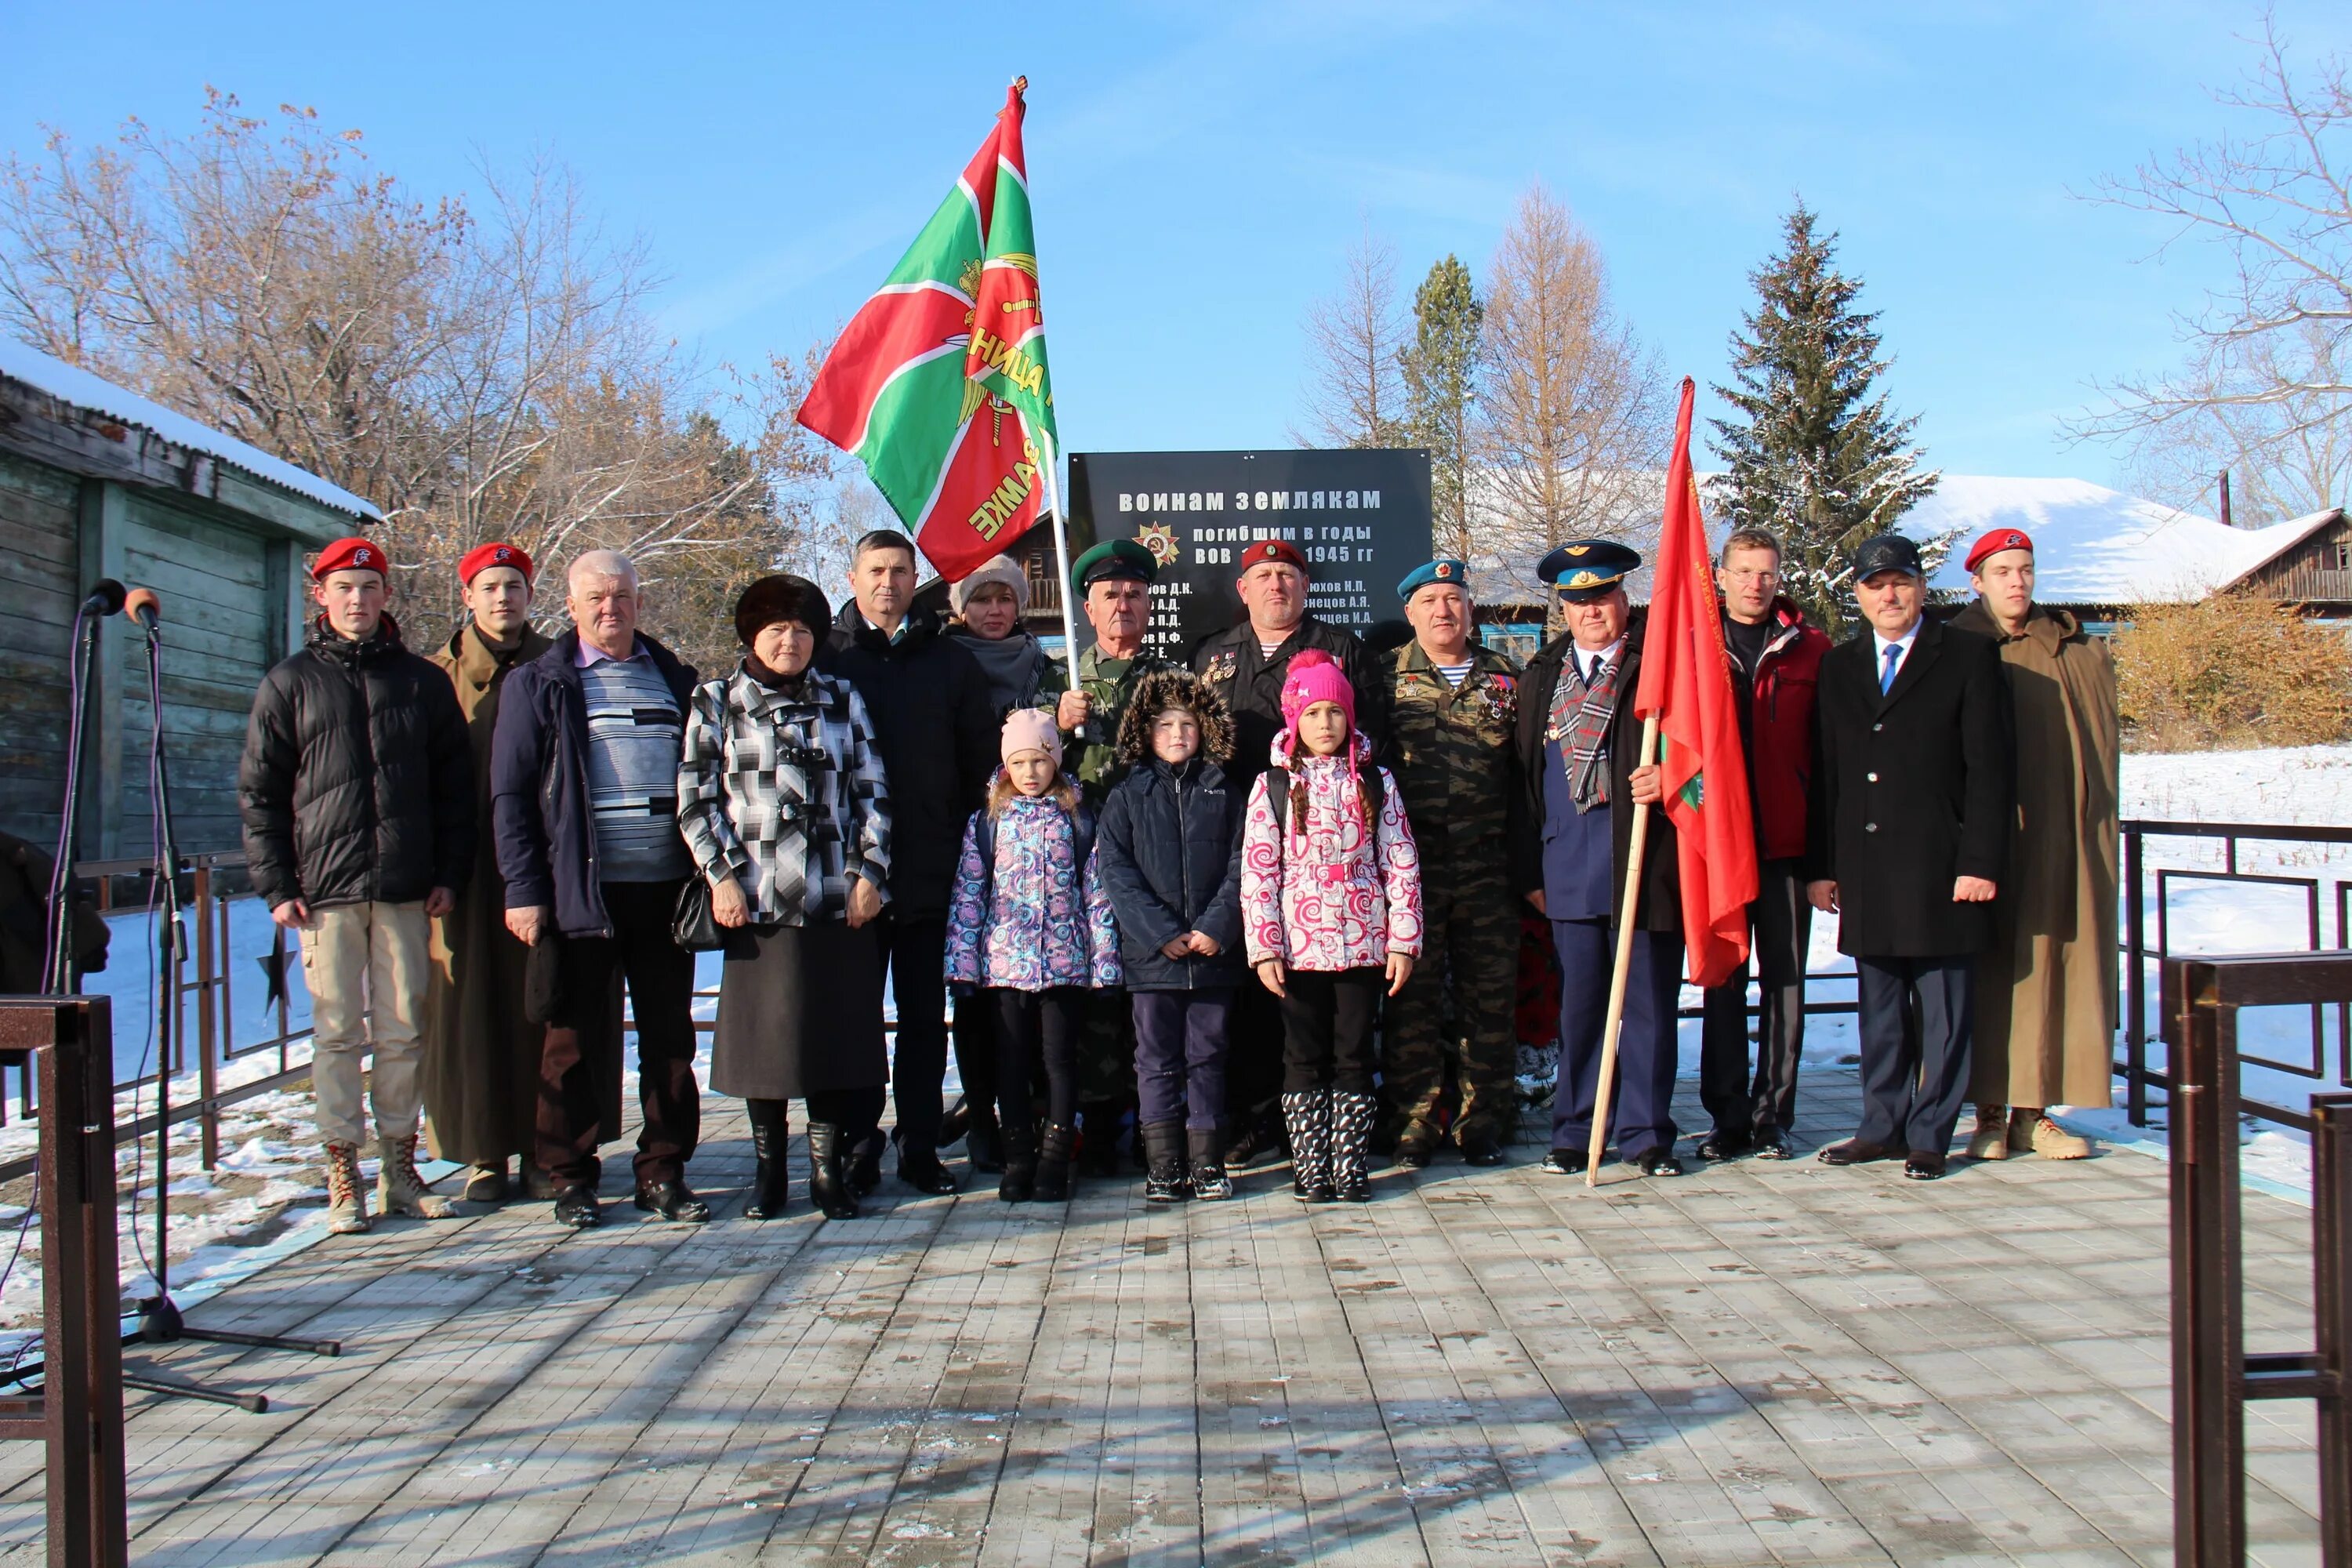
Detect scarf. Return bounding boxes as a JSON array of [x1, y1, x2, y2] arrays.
[[952, 626, 1050, 715], [1546, 648, 1621, 814]]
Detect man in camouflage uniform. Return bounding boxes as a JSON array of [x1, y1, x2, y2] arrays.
[[1058, 539, 1178, 1172], [1383, 559, 1533, 1166]]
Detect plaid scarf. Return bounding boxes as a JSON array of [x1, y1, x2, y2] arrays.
[[1545, 648, 1621, 813]]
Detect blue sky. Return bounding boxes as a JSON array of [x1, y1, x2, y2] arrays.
[[7, 1, 2350, 518]]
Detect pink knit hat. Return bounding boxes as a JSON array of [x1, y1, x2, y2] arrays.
[[1279, 648, 1356, 732], [1000, 707, 1062, 766]]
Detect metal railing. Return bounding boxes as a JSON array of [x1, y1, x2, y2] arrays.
[[2164, 953, 2350, 1565], [2122, 820, 2352, 1131]]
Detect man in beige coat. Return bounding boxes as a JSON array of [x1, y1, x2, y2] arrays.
[[423, 543, 556, 1203], [1950, 527, 2120, 1162]]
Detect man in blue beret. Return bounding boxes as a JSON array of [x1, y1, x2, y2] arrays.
[[1512, 538, 1688, 1178], [1381, 559, 1534, 1167]]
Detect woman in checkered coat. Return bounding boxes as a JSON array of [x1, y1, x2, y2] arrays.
[[678, 575, 893, 1221]]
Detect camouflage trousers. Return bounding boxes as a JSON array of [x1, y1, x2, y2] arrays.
[[1382, 873, 1521, 1149]]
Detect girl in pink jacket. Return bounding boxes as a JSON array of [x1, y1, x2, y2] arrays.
[[1240, 649, 1421, 1202]]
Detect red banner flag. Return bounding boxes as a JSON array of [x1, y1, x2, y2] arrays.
[[1633, 378, 1759, 989]]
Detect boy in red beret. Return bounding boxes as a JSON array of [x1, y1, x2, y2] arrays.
[[239, 538, 474, 1233]]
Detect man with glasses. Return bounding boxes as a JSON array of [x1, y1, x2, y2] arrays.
[[1694, 530, 1832, 1162]]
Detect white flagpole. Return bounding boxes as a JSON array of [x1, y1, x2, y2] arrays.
[[1036, 424, 1083, 694]]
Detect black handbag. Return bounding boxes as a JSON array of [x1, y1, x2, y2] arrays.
[[672, 877, 725, 953]]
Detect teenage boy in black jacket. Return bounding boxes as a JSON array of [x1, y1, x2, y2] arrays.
[[239, 535, 472, 1235]]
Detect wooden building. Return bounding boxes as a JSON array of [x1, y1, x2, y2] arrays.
[[2218, 506, 2352, 612], [0, 341, 378, 864]]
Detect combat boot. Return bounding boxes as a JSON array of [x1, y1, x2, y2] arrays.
[[323, 1142, 370, 1235], [1965, 1105, 2011, 1160], [376, 1134, 455, 1219]]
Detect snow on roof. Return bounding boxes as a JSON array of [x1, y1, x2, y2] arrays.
[[0, 337, 379, 521], [1915, 475, 2329, 604]]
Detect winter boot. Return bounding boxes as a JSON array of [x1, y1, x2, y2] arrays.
[[463, 1160, 510, 1204], [2013, 1109, 2092, 1160], [1965, 1105, 2011, 1161], [966, 1102, 1004, 1174], [1079, 1101, 1124, 1178], [1188, 1126, 1232, 1201], [999, 1120, 1040, 1203], [1035, 1123, 1078, 1203], [1330, 1091, 1378, 1202], [744, 1098, 791, 1219], [1141, 1120, 1189, 1203], [807, 1123, 862, 1220], [846, 1131, 884, 1199], [376, 1134, 455, 1219], [324, 1142, 370, 1235], [1283, 1090, 1334, 1203]]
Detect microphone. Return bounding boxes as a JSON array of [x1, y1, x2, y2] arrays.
[[125, 587, 162, 628], [80, 578, 126, 617]]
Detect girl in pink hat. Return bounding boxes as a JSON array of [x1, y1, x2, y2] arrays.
[[946, 709, 1121, 1203], [1240, 650, 1422, 1203]]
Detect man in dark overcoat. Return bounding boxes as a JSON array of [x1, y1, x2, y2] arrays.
[[1806, 534, 2013, 1181], [1193, 536, 1385, 1163], [1515, 540, 1686, 1179]]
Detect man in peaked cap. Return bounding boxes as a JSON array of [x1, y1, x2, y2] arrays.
[[1382, 558, 1534, 1167], [1054, 536, 1182, 1175], [1949, 526, 2117, 1165], [1807, 532, 2012, 1181], [423, 542, 558, 1204], [1513, 537, 1688, 1178], [1193, 534, 1386, 1165]]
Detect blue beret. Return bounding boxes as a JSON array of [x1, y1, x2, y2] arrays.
[[1538, 539, 1642, 601], [1396, 558, 1471, 603]]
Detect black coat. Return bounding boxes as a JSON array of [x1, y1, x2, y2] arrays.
[[239, 618, 474, 913], [1095, 757, 1247, 992], [1514, 612, 1682, 933], [1806, 617, 2013, 957], [489, 629, 699, 940], [821, 602, 998, 920], [1192, 615, 1385, 794]]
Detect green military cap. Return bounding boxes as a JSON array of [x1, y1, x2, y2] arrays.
[[1397, 557, 1472, 602], [1072, 537, 1157, 590]]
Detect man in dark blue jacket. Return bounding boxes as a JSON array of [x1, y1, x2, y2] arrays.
[[492, 550, 705, 1229], [820, 530, 999, 1195]]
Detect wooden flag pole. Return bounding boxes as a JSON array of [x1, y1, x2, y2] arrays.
[[1585, 713, 1662, 1188]]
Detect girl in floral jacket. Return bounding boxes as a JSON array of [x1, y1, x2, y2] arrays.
[[1241, 649, 1421, 1203], [946, 709, 1120, 1203]]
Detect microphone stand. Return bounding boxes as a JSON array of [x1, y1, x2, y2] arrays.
[[123, 609, 339, 1414]]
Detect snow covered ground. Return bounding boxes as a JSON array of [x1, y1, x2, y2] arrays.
[[2, 744, 2343, 1363]]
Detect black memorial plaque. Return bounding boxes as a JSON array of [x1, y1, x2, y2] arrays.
[[1065, 449, 1433, 659]]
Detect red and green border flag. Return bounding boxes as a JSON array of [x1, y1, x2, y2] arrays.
[[797, 80, 1059, 583], [1633, 377, 1759, 989]]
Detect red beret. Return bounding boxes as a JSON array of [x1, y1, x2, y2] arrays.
[[459, 541, 535, 586], [1237, 538, 1308, 573], [310, 538, 387, 581], [1964, 528, 2034, 574]]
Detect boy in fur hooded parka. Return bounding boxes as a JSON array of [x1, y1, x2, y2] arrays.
[[1095, 670, 1248, 1201]]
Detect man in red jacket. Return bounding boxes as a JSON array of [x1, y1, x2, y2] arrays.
[[1696, 529, 1831, 1162]]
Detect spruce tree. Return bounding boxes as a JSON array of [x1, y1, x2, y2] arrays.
[[1711, 203, 1941, 633], [1399, 255, 1483, 560]]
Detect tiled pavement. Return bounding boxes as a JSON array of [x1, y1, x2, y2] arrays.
[[0, 1069, 2324, 1566]]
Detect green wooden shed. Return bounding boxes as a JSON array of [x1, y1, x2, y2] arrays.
[[0, 339, 379, 864]]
